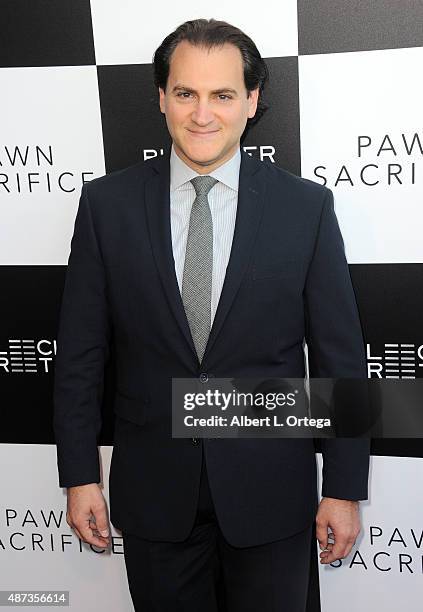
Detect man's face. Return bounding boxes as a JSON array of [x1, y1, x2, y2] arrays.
[[159, 40, 259, 173]]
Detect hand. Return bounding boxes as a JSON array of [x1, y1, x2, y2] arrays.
[[66, 483, 111, 549], [316, 497, 361, 564]]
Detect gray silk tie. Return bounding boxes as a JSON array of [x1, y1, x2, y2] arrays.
[[182, 175, 218, 362]]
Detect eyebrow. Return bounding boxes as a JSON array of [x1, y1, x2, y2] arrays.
[[171, 85, 238, 96]]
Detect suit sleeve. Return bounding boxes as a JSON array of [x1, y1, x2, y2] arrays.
[[53, 183, 112, 488], [303, 187, 370, 501]]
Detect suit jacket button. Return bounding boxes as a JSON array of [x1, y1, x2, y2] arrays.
[[199, 373, 208, 383], [191, 437, 200, 445]]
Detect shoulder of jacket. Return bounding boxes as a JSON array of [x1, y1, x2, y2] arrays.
[[83, 157, 157, 198], [260, 158, 329, 200]]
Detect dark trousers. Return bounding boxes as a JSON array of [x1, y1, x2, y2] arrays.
[[122, 449, 314, 611]]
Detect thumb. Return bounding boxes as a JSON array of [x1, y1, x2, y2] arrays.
[[92, 506, 110, 537], [316, 518, 329, 550]]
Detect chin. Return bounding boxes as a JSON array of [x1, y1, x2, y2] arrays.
[[183, 144, 223, 165]]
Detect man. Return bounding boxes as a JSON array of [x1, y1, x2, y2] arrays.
[[53, 18, 370, 611]]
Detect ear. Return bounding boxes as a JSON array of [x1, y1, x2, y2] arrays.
[[247, 88, 259, 119], [159, 87, 165, 114]]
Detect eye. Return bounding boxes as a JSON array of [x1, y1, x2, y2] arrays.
[[218, 94, 232, 101], [176, 91, 193, 98]]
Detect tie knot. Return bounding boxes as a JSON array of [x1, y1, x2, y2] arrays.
[[190, 175, 218, 197]]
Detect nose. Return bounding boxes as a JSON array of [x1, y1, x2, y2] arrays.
[[191, 100, 215, 126]]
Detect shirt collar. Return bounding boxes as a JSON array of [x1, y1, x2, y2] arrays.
[[170, 143, 241, 193]]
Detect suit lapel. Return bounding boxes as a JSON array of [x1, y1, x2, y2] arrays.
[[144, 147, 267, 365], [202, 151, 266, 362], [144, 148, 198, 358]]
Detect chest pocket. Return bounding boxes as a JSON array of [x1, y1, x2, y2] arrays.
[[251, 259, 300, 281]]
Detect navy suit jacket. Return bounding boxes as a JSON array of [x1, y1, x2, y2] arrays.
[[53, 146, 370, 547]]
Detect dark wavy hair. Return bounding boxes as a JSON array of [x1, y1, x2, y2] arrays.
[[152, 18, 269, 132]]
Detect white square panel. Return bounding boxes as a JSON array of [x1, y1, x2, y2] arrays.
[[90, 0, 298, 65], [0, 66, 105, 265], [317, 454, 423, 612], [299, 47, 423, 263], [0, 444, 130, 611]]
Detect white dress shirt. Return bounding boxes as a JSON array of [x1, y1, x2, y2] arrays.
[[169, 143, 241, 324]]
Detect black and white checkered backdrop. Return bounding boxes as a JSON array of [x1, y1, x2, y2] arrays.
[[1, 2, 422, 611]]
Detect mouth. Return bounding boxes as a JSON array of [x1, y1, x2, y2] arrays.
[[187, 129, 220, 138]]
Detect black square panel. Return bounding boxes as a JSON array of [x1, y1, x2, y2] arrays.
[[243, 56, 301, 176], [97, 63, 169, 173], [298, 0, 423, 55], [350, 264, 423, 370], [350, 263, 423, 458], [0, 266, 115, 444], [0, 0, 95, 67]]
